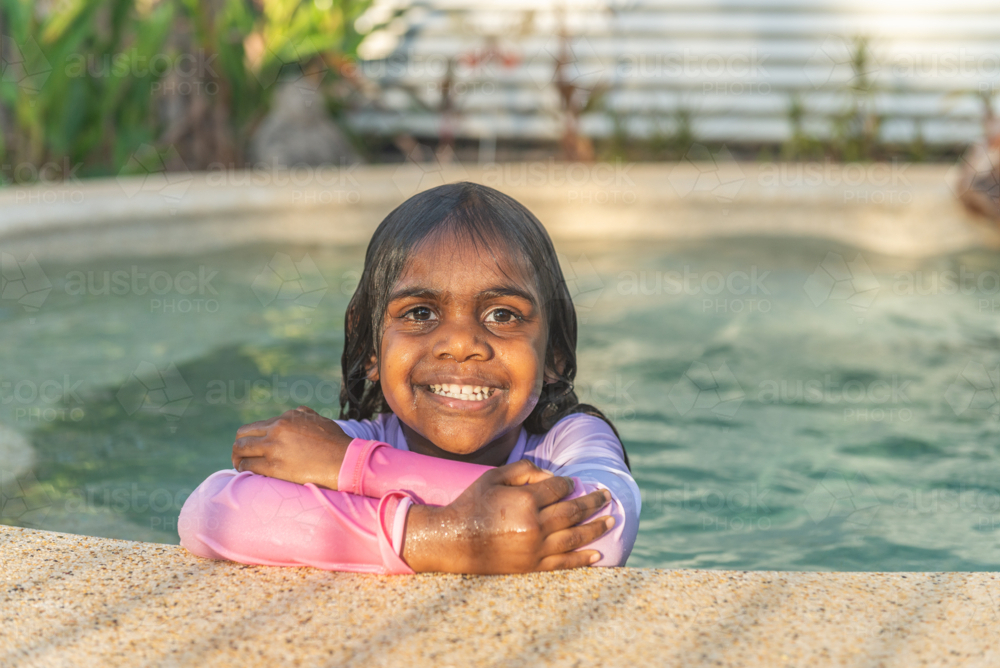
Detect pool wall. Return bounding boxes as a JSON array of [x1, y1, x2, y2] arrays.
[[2, 163, 998, 261], [2, 163, 999, 666]]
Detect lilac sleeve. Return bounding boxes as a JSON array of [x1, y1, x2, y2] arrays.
[[178, 469, 415, 575], [338, 439, 627, 566], [540, 416, 641, 568]]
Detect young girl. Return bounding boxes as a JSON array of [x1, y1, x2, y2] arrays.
[[178, 182, 640, 574]]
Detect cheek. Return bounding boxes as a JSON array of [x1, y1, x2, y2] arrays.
[[379, 335, 424, 394], [501, 343, 546, 397]]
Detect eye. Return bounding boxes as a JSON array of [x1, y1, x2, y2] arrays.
[[403, 306, 437, 322], [484, 308, 522, 324]]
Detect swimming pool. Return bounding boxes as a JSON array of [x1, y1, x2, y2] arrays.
[[2, 237, 999, 571]]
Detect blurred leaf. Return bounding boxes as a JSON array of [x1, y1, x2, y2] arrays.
[[1, 0, 373, 180]]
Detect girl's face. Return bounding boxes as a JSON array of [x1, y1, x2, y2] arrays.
[[372, 230, 553, 466]]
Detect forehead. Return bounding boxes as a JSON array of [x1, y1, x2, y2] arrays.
[[394, 229, 538, 296]]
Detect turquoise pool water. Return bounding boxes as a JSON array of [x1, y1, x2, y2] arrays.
[[2, 238, 999, 570]]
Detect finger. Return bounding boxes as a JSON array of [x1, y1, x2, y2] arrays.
[[282, 406, 317, 420], [491, 459, 556, 487], [539, 515, 616, 555], [294, 405, 327, 424], [521, 475, 577, 509], [535, 550, 602, 572], [231, 436, 268, 470], [236, 456, 274, 477], [232, 435, 268, 464], [538, 489, 611, 533], [235, 417, 277, 438]]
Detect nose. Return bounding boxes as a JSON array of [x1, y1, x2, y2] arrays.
[[431, 317, 494, 363]]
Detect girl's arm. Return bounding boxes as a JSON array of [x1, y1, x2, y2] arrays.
[[178, 462, 613, 574], [339, 415, 639, 567], [178, 469, 416, 574], [218, 408, 634, 570]]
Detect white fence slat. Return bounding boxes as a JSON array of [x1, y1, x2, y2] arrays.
[[348, 0, 1000, 145]]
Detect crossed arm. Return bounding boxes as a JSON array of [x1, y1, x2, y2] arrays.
[[178, 407, 635, 575]]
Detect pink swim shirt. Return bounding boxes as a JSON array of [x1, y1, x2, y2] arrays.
[[178, 412, 640, 574]]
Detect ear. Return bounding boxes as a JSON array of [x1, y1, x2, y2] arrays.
[[543, 349, 567, 385], [365, 354, 379, 382]]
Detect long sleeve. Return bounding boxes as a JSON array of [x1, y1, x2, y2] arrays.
[[337, 432, 633, 567], [179, 414, 638, 573], [539, 415, 642, 568], [337, 438, 492, 506], [178, 469, 415, 575]]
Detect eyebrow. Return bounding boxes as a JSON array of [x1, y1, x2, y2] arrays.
[[388, 285, 537, 306]]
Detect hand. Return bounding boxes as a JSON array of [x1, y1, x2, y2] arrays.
[[401, 459, 615, 574], [231, 406, 352, 490]]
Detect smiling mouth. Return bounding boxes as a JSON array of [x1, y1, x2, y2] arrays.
[[426, 384, 499, 402]]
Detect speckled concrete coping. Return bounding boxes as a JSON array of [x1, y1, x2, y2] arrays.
[[2, 526, 998, 667]]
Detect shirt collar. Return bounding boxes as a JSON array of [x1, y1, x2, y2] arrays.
[[505, 428, 528, 465], [389, 413, 527, 465]]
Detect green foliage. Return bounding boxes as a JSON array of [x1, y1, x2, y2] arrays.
[[780, 37, 884, 162], [600, 105, 696, 162], [0, 0, 372, 182], [781, 95, 825, 160], [829, 35, 881, 162], [660, 106, 695, 160]]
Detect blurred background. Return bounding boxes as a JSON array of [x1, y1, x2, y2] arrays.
[[1, 0, 998, 175], [2, 0, 1000, 573]]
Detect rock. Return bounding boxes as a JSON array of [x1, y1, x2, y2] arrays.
[[0, 423, 34, 487], [250, 80, 363, 168], [953, 115, 1000, 222]]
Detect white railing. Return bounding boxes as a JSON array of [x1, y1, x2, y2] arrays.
[[347, 0, 1000, 146]]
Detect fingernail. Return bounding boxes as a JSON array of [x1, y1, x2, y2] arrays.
[[604, 516, 615, 530], [589, 552, 601, 564], [540, 468, 554, 475], [603, 490, 611, 504]]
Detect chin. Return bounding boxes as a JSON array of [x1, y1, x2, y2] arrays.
[[405, 421, 481, 453], [434, 436, 490, 456]]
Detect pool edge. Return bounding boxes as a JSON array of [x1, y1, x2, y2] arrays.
[[2, 524, 998, 667]]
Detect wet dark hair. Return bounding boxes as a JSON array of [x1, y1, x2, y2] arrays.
[[338, 181, 629, 470]]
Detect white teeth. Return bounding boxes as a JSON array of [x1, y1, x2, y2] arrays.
[[427, 384, 497, 401]]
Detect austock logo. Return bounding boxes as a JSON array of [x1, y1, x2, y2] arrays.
[[805, 35, 880, 90], [667, 361, 744, 419], [0, 34, 52, 95], [246, 476, 347, 554], [251, 252, 328, 310], [803, 251, 879, 323], [964, 587, 1000, 632], [559, 253, 603, 323], [116, 144, 194, 214], [117, 361, 193, 425], [0, 252, 52, 313], [0, 424, 52, 523], [0, 470, 52, 524], [945, 361, 1000, 421], [668, 144, 746, 213], [392, 143, 469, 198], [803, 469, 881, 527], [526, 34, 608, 93], [244, 34, 328, 91]]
